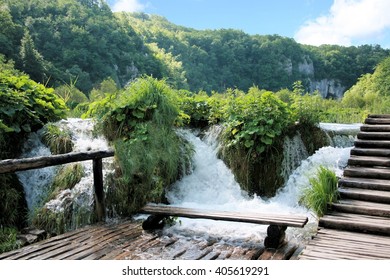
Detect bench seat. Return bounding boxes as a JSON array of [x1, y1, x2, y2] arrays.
[[140, 204, 309, 249]]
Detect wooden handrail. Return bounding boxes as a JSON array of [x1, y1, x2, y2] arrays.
[[0, 149, 114, 174], [0, 149, 115, 222]]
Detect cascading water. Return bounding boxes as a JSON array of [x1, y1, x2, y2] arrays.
[[16, 133, 57, 211], [319, 122, 361, 148], [161, 124, 355, 246], [17, 118, 114, 230]]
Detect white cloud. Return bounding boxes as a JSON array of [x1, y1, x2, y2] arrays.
[[111, 0, 146, 13], [294, 0, 390, 46]]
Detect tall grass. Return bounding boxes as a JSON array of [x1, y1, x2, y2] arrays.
[[300, 166, 339, 217], [41, 123, 74, 154]]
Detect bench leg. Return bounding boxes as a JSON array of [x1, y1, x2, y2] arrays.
[[142, 214, 167, 230], [264, 225, 287, 249]]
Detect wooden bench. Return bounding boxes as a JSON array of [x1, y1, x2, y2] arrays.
[[140, 204, 309, 249]]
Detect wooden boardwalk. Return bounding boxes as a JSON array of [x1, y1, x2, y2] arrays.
[[299, 114, 390, 260], [0, 220, 303, 260]]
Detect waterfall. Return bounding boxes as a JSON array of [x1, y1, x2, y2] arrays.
[[16, 132, 57, 211], [17, 118, 114, 229], [319, 122, 361, 148], [280, 133, 309, 182]]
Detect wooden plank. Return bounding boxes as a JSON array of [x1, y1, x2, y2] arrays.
[[31, 222, 139, 260], [315, 231, 390, 245], [331, 199, 390, 217], [0, 150, 114, 174], [301, 246, 385, 260], [368, 114, 390, 119], [339, 187, 390, 203], [365, 118, 390, 125], [0, 224, 108, 260], [343, 166, 390, 180], [317, 228, 390, 243], [270, 242, 298, 260], [361, 124, 390, 132], [348, 155, 390, 167], [357, 132, 390, 140], [140, 205, 308, 227], [319, 215, 390, 235], [338, 177, 390, 191], [354, 139, 390, 148]]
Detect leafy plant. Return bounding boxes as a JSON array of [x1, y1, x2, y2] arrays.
[[0, 67, 67, 135], [223, 89, 293, 157], [300, 166, 339, 217]]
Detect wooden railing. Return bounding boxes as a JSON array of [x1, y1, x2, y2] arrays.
[[0, 150, 115, 221]]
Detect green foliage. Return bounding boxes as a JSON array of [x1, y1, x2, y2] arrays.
[[223, 89, 293, 156], [291, 90, 322, 126], [87, 77, 194, 216], [1, 0, 163, 92], [0, 63, 67, 135], [55, 81, 89, 109], [41, 123, 74, 154], [89, 77, 118, 102], [0, 227, 20, 254], [99, 76, 181, 141], [126, 13, 388, 94], [300, 166, 339, 217]]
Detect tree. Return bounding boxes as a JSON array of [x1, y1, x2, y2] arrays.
[[19, 29, 47, 82]]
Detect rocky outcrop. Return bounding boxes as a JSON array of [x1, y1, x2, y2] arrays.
[[309, 79, 346, 99], [297, 56, 346, 99]]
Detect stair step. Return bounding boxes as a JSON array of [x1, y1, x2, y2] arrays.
[[338, 187, 390, 203], [361, 124, 390, 132], [331, 199, 390, 217], [354, 139, 390, 148], [351, 148, 390, 157], [368, 114, 390, 119], [344, 166, 390, 180], [365, 118, 390, 125], [319, 212, 390, 235], [357, 132, 390, 140], [339, 177, 390, 191], [348, 156, 390, 167]]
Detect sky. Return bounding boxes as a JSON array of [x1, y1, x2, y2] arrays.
[[105, 0, 390, 48]]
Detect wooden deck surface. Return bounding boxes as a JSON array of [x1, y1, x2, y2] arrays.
[[299, 228, 390, 260], [0, 220, 303, 260]]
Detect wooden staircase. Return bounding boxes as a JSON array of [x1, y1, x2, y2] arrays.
[[318, 114, 390, 235]]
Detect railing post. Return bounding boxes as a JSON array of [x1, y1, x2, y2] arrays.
[[93, 158, 105, 222]]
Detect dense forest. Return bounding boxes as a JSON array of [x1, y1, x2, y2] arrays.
[[0, 0, 389, 96]]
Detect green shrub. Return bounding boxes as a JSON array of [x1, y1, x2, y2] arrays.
[[86, 77, 195, 217], [223, 89, 293, 157], [41, 123, 74, 154], [0, 69, 67, 135], [300, 166, 339, 217]]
